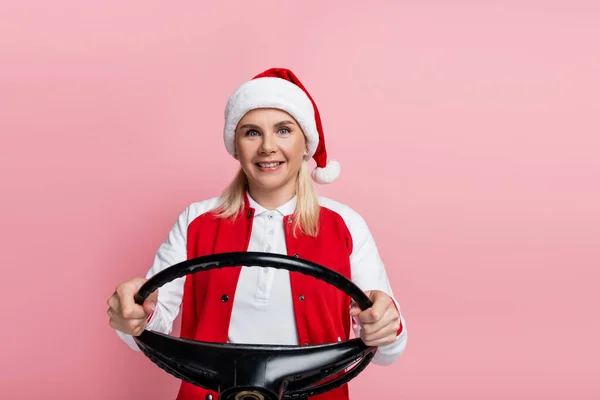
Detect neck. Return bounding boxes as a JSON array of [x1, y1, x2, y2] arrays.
[[247, 181, 296, 210]]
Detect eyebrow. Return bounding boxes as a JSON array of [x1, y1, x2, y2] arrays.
[[238, 120, 298, 130], [274, 120, 297, 128]]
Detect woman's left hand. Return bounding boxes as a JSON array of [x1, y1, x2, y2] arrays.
[[350, 290, 401, 346]]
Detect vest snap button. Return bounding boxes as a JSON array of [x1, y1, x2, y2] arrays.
[[288, 217, 292, 223], [299, 295, 305, 301], [304, 342, 309, 346], [294, 253, 299, 258], [247, 210, 252, 218], [221, 294, 229, 303]]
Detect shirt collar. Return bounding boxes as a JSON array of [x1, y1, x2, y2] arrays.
[[246, 190, 297, 217]]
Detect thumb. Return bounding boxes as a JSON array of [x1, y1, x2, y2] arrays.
[[142, 290, 158, 315], [349, 303, 361, 317], [142, 300, 155, 315], [350, 290, 375, 316]]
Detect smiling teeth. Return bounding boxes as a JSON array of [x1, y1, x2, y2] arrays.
[[258, 162, 280, 168]]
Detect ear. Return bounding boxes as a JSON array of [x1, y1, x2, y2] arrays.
[[233, 141, 239, 159]]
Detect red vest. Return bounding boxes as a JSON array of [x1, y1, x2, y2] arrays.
[[176, 195, 355, 400]]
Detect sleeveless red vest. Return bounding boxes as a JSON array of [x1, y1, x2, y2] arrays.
[[176, 196, 355, 400]]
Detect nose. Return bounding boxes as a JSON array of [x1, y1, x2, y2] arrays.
[[259, 133, 276, 154]]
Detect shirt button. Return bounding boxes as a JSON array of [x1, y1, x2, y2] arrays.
[[268, 229, 274, 234], [221, 294, 229, 303], [259, 284, 266, 291], [265, 245, 271, 252], [268, 214, 273, 220]]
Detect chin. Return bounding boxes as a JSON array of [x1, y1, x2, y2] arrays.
[[248, 173, 293, 191], [253, 178, 288, 191]]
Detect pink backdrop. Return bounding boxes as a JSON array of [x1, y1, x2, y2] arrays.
[[1, 1, 599, 399]]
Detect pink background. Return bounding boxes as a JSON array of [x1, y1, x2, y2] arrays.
[[1, 1, 599, 399]]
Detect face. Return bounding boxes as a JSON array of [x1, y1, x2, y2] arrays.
[[234, 108, 308, 196]]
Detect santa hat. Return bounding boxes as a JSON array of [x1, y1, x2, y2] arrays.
[[223, 67, 340, 184]]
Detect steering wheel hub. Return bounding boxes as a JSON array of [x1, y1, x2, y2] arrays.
[[234, 390, 265, 400]]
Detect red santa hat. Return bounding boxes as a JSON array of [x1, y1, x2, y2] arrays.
[[223, 67, 340, 184]]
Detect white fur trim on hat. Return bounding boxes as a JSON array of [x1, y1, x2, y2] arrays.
[[224, 77, 320, 158], [311, 159, 341, 184]]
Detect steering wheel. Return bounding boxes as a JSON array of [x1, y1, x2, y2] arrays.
[[133, 252, 377, 400]]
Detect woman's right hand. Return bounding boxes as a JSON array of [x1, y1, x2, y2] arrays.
[[107, 277, 158, 336]]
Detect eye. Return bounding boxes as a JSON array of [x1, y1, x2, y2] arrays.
[[278, 128, 291, 135], [246, 130, 260, 137]]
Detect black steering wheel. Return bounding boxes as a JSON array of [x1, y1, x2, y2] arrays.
[[133, 252, 377, 400]]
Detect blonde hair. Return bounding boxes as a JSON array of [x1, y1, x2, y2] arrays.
[[213, 162, 320, 237]]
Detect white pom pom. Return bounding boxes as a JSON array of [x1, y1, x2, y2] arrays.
[[311, 159, 341, 184]]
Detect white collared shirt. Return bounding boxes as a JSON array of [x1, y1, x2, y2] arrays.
[[228, 194, 299, 345]]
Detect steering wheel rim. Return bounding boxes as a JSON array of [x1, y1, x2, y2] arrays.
[[133, 252, 377, 400]]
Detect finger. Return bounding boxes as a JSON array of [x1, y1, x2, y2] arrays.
[[116, 282, 148, 319], [360, 315, 400, 345], [120, 304, 148, 320], [362, 321, 400, 344], [119, 293, 148, 319], [130, 319, 149, 336], [369, 291, 393, 320], [107, 305, 144, 331], [361, 333, 398, 347], [359, 306, 399, 336], [115, 278, 147, 303], [106, 294, 119, 312], [356, 292, 392, 324], [355, 304, 385, 324]]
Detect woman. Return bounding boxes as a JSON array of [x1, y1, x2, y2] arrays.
[[107, 68, 407, 400]]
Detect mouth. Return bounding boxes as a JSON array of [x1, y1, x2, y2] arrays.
[[255, 161, 284, 171]]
